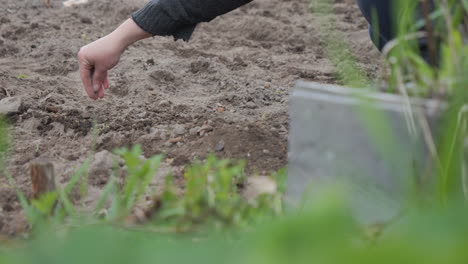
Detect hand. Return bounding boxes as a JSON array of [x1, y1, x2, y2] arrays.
[[78, 19, 152, 100], [78, 35, 123, 100]]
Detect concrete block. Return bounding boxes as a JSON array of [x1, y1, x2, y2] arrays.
[[288, 81, 442, 224]]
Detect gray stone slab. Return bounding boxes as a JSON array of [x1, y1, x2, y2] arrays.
[[288, 81, 442, 224]]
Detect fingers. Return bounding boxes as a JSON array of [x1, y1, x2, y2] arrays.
[[103, 72, 109, 90], [78, 49, 110, 100], [78, 55, 98, 100], [98, 87, 105, 98], [92, 67, 107, 99]]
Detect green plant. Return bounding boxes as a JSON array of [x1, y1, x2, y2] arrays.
[[16, 74, 28, 79], [149, 155, 285, 232], [3, 140, 284, 235], [3, 190, 468, 264], [311, 0, 468, 206], [0, 144, 162, 231], [382, 0, 468, 203]]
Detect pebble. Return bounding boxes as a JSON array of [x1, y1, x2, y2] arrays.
[[199, 124, 213, 136], [173, 124, 186, 135], [245, 101, 257, 109], [0, 97, 22, 115], [243, 176, 277, 202], [189, 126, 201, 136], [215, 140, 225, 152], [158, 100, 171, 107], [63, 0, 89, 7], [90, 150, 115, 175]]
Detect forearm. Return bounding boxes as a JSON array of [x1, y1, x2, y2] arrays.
[[107, 18, 152, 52], [132, 0, 253, 40]]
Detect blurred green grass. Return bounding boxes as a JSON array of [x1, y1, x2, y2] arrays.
[[3, 191, 468, 264]]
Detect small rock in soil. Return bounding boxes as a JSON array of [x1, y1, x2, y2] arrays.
[[245, 101, 257, 109], [173, 124, 186, 136], [63, 0, 89, 7], [189, 126, 201, 136], [199, 124, 213, 136], [215, 140, 225, 152], [0, 97, 22, 115], [243, 176, 277, 202], [158, 100, 171, 107], [92, 150, 115, 169]]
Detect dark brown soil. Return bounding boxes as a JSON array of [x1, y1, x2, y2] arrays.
[[0, 0, 381, 235]]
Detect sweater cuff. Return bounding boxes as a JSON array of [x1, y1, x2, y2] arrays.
[[131, 2, 196, 41]]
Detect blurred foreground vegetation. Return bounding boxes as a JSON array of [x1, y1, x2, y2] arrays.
[[3, 191, 468, 264]]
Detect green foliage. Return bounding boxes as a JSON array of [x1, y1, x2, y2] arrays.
[[12, 145, 161, 228], [0, 117, 9, 167], [384, 0, 468, 203], [107, 145, 163, 220], [312, 0, 468, 205], [151, 155, 284, 232], [16, 74, 28, 79], [3, 192, 468, 264], [4, 143, 283, 235]]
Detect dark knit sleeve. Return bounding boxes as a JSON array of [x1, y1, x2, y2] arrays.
[[131, 0, 252, 41]]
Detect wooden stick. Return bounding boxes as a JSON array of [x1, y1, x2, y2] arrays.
[[30, 161, 56, 199], [421, 0, 437, 66]]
